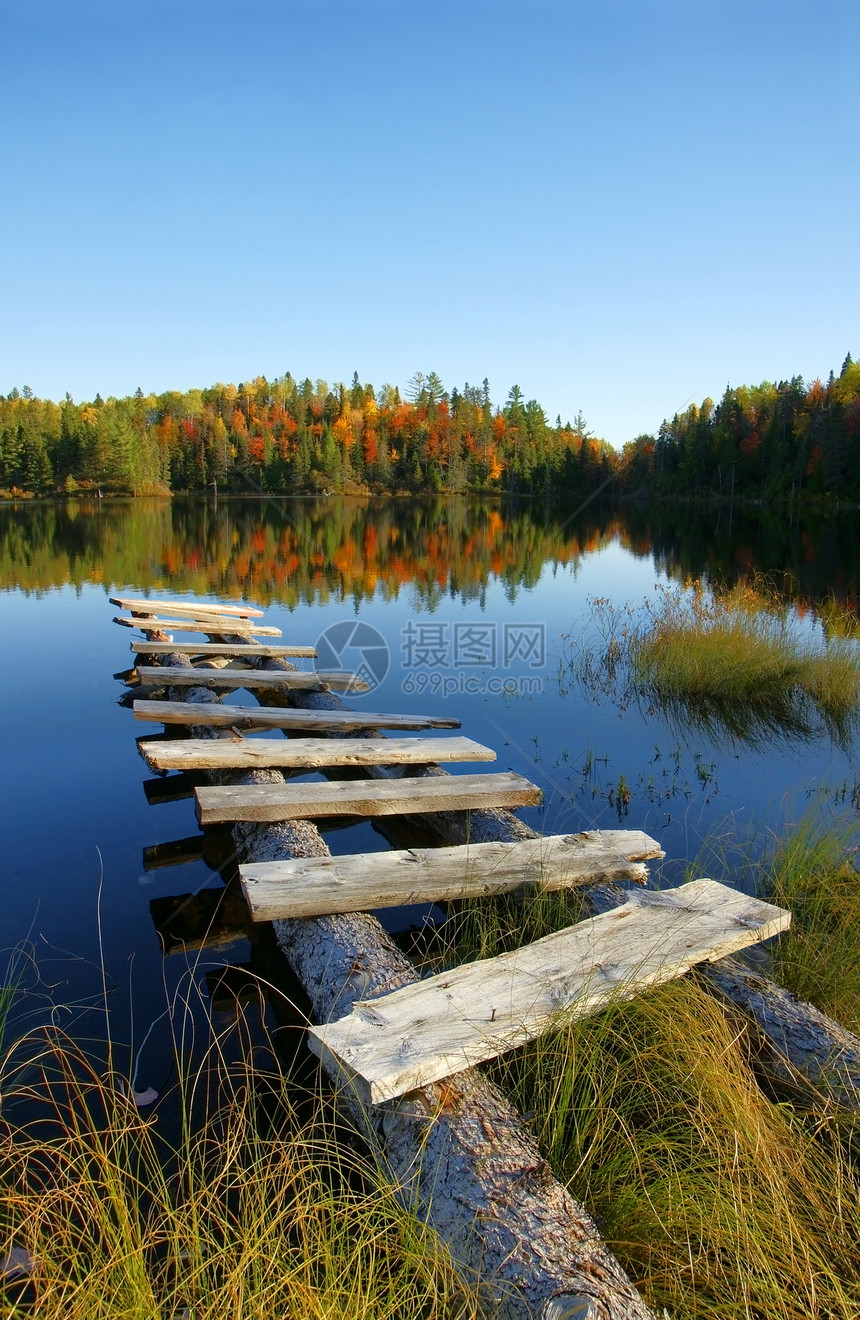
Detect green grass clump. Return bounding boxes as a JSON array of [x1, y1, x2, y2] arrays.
[[493, 976, 860, 1320], [0, 1023, 482, 1320], [571, 576, 860, 745], [765, 824, 860, 1032]]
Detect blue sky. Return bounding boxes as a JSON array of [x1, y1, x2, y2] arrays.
[[1, 0, 857, 448]]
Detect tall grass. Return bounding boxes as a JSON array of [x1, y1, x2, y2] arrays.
[[442, 837, 860, 1320], [493, 977, 860, 1319], [765, 823, 860, 1034], [0, 1015, 483, 1319]]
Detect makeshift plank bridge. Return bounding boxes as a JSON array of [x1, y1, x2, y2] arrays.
[[112, 591, 791, 1105]]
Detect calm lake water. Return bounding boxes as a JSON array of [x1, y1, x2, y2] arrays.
[[2, 495, 859, 1092]]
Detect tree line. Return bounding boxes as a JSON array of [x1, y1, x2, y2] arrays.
[[0, 371, 614, 499], [619, 354, 860, 503], [2, 357, 857, 503]]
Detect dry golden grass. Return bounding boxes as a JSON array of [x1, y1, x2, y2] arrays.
[[0, 1019, 482, 1320], [495, 976, 860, 1319]]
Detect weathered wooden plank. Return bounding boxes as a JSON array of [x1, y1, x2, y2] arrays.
[[195, 771, 542, 825], [309, 879, 791, 1103], [133, 664, 369, 692], [134, 699, 460, 733], [239, 830, 664, 921], [131, 641, 317, 658], [138, 734, 495, 773], [110, 595, 264, 618], [114, 614, 283, 637]]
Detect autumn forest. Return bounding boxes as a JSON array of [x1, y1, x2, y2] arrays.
[[1, 358, 858, 504]]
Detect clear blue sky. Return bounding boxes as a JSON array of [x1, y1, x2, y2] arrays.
[[1, 0, 857, 448]]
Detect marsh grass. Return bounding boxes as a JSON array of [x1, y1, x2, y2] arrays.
[[492, 976, 860, 1319], [765, 823, 860, 1033], [444, 853, 860, 1320], [570, 578, 860, 746], [0, 1011, 482, 1319]]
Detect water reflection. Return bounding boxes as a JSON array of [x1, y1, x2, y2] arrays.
[[3, 496, 860, 617]]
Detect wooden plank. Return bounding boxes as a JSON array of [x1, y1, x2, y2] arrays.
[[134, 699, 460, 733], [114, 615, 283, 637], [138, 734, 495, 773], [110, 595, 264, 618], [133, 664, 369, 693], [195, 772, 541, 825], [239, 830, 664, 921], [309, 879, 791, 1103], [131, 641, 317, 658]]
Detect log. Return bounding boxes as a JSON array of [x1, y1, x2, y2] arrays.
[[138, 642, 658, 1319], [194, 771, 542, 825], [239, 830, 662, 921], [699, 959, 860, 1110]]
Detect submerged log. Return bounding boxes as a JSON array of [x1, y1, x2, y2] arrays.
[[140, 641, 658, 1320]]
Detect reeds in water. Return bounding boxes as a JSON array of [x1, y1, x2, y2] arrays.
[[569, 578, 860, 746]]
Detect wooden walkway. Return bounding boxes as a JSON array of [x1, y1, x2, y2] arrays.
[[116, 593, 790, 1105]]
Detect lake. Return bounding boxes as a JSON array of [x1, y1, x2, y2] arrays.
[[2, 494, 859, 1093]]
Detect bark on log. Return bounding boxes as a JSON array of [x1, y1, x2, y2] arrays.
[[142, 642, 657, 1320], [699, 960, 860, 1109]]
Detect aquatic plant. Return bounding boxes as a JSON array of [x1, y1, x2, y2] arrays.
[[568, 578, 860, 747], [764, 822, 860, 1033]]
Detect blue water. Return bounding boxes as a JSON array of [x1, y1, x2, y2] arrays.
[[1, 496, 857, 1094]]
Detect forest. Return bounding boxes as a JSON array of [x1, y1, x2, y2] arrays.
[[0, 357, 858, 503]]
